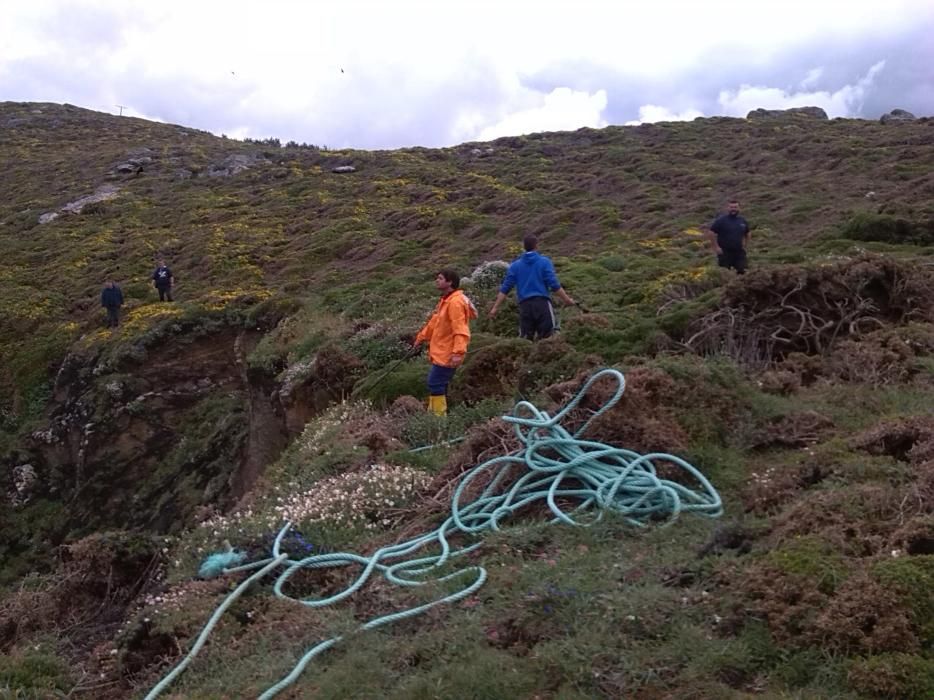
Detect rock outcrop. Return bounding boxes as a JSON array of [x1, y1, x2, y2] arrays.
[[747, 106, 829, 120], [38, 184, 121, 224], [205, 153, 268, 177], [880, 108, 917, 124], [6, 328, 285, 541]]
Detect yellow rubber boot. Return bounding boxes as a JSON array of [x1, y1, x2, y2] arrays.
[[428, 394, 448, 416]]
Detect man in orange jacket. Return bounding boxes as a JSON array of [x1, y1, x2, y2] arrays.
[[413, 269, 477, 416]]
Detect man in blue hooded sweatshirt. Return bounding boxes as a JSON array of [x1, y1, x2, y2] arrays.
[[488, 234, 576, 340]]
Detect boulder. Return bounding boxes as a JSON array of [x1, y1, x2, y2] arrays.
[[11, 464, 38, 505], [880, 109, 916, 124], [746, 106, 829, 120], [205, 153, 264, 177], [38, 185, 121, 223], [61, 184, 120, 214], [332, 165, 356, 173]]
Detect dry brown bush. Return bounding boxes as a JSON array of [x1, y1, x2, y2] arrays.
[[308, 343, 366, 396], [741, 459, 832, 515], [758, 368, 802, 395], [0, 532, 158, 652], [762, 323, 934, 388], [388, 394, 426, 418], [769, 484, 920, 557], [543, 366, 689, 453], [773, 352, 826, 386], [734, 564, 830, 646], [813, 573, 918, 654], [750, 410, 835, 449], [735, 551, 921, 654], [852, 417, 934, 463], [825, 332, 918, 385], [889, 515, 934, 556], [452, 339, 530, 403], [421, 418, 522, 514], [683, 254, 934, 367]]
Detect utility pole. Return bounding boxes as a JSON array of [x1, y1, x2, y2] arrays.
[[115, 104, 126, 116]]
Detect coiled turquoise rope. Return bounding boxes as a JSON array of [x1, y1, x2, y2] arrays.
[[145, 368, 722, 699]]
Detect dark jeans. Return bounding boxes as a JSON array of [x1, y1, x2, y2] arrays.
[[105, 307, 120, 327], [157, 285, 173, 301], [427, 364, 457, 396], [519, 296, 555, 340], [717, 248, 747, 274]]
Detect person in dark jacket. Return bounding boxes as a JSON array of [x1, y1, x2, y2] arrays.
[[488, 234, 576, 340], [101, 280, 124, 328], [706, 199, 751, 274], [152, 260, 174, 301]]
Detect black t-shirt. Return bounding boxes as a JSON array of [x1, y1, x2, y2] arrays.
[[153, 266, 172, 287], [710, 214, 749, 251]]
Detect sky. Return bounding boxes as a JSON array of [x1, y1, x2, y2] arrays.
[[2, 0, 933, 150]]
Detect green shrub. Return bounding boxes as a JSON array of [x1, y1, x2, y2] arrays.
[[400, 397, 505, 448], [123, 281, 152, 300], [871, 555, 934, 643], [841, 212, 934, 245], [245, 294, 303, 327], [346, 326, 412, 369], [771, 648, 828, 688], [765, 536, 849, 593], [247, 333, 286, 372], [353, 360, 426, 404], [0, 648, 73, 693], [598, 255, 626, 272], [848, 653, 934, 699], [443, 207, 479, 234]]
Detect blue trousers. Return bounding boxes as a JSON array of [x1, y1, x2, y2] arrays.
[[717, 248, 747, 274], [427, 364, 457, 396], [105, 306, 120, 327], [519, 296, 555, 340]]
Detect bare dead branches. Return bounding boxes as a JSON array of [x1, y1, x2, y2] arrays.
[[681, 255, 934, 368]]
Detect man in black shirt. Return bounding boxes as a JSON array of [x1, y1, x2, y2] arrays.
[[152, 260, 174, 301], [706, 199, 750, 274]]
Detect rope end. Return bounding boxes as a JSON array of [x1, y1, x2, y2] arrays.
[[198, 550, 247, 579]]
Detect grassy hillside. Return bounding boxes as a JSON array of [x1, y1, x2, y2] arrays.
[[2, 102, 932, 416], [0, 102, 933, 698]]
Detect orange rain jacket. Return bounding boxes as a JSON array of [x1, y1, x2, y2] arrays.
[[414, 289, 477, 367]]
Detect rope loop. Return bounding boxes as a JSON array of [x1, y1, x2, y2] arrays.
[[146, 368, 720, 699]]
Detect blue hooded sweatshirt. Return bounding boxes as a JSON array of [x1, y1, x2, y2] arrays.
[[499, 251, 562, 302]]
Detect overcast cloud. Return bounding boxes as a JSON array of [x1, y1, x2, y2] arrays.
[[1, 0, 932, 149]]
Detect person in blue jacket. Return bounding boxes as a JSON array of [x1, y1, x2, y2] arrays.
[[100, 280, 124, 328], [488, 234, 576, 340]]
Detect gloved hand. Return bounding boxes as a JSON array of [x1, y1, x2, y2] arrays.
[[407, 336, 424, 355]]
